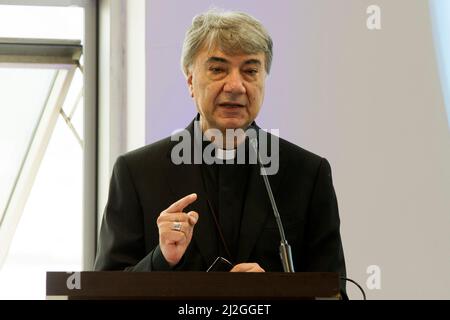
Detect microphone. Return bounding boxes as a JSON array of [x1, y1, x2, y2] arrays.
[[247, 131, 295, 273]]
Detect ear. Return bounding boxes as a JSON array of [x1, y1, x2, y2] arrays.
[[187, 73, 194, 98]]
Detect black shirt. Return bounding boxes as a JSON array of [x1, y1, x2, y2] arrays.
[[200, 141, 251, 263]]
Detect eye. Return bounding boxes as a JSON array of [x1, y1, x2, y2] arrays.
[[245, 69, 258, 76], [209, 67, 224, 74]]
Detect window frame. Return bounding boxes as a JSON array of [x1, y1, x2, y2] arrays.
[[0, 0, 98, 270]]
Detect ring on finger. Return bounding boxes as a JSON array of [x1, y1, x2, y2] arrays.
[[172, 221, 182, 232]]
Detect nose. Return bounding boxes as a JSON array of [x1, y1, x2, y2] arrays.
[[223, 70, 246, 95]]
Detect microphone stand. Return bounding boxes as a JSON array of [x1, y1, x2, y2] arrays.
[[249, 137, 295, 273]]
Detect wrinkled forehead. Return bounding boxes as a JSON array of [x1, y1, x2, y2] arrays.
[[195, 42, 266, 66]]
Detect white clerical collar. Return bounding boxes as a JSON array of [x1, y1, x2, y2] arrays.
[[197, 115, 247, 160], [216, 148, 236, 160]]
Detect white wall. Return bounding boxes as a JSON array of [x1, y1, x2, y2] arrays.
[[98, 0, 146, 230], [276, 0, 450, 299]]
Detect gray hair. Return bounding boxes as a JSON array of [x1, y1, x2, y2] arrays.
[[181, 8, 273, 77]]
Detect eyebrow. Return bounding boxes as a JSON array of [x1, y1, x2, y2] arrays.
[[205, 57, 228, 64], [205, 56, 262, 67], [243, 59, 262, 67]]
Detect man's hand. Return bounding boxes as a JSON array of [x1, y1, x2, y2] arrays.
[[157, 193, 199, 267], [230, 263, 265, 272]]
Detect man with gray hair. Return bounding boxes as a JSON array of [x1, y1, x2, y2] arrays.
[[95, 8, 347, 296]]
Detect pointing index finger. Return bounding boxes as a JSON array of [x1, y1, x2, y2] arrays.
[[166, 193, 197, 213]]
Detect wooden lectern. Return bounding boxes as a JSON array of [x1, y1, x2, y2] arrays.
[[46, 272, 340, 300]]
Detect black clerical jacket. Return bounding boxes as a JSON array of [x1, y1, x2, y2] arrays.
[[94, 118, 347, 292]]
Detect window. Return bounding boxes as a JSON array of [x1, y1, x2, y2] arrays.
[[430, 0, 450, 128], [0, 2, 96, 300]]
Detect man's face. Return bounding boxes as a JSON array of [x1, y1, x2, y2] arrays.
[[187, 47, 267, 134]]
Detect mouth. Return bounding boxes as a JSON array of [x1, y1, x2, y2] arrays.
[[217, 102, 245, 108]]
